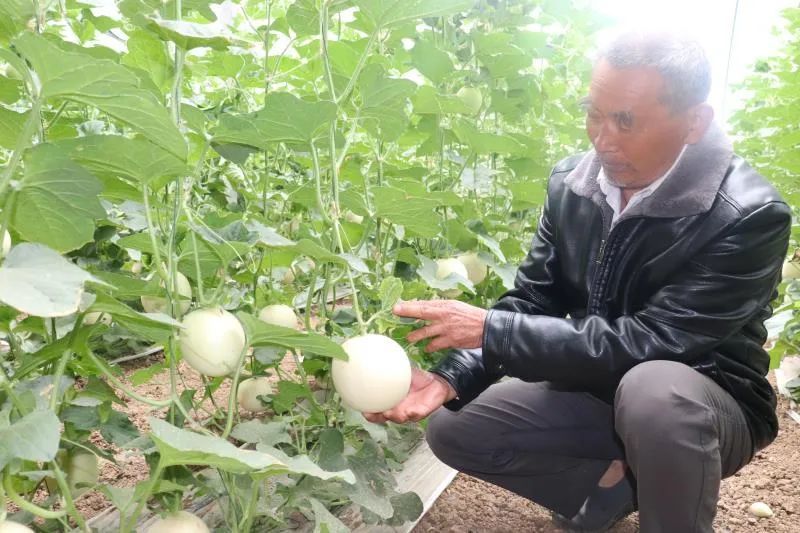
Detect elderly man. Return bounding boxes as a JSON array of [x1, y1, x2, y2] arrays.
[[364, 32, 791, 532]]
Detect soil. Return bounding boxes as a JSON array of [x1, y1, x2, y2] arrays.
[[413, 371, 800, 533]]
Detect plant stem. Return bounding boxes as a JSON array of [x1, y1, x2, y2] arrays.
[[86, 349, 171, 408], [51, 462, 89, 532], [0, 98, 41, 213], [3, 473, 67, 520]]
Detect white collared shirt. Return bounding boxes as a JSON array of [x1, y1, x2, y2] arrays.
[[597, 145, 687, 226]]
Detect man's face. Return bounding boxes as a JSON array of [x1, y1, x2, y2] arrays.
[[584, 59, 693, 188]]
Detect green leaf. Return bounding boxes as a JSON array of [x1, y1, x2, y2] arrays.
[[387, 492, 424, 526], [372, 186, 441, 238], [255, 444, 355, 484], [358, 64, 415, 141], [231, 420, 292, 447], [13, 33, 186, 160], [99, 410, 141, 447], [56, 135, 188, 186], [413, 86, 471, 115], [89, 293, 180, 344], [0, 243, 99, 317], [11, 144, 105, 252], [149, 418, 286, 475], [379, 277, 403, 311], [144, 16, 234, 51], [354, 0, 473, 29], [0, 75, 23, 103], [452, 119, 526, 155], [308, 497, 350, 533], [286, 0, 319, 37], [0, 0, 35, 43], [213, 93, 337, 148], [0, 107, 28, 150], [237, 313, 347, 360], [317, 428, 349, 472], [410, 39, 454, 83], [121, 30, 173, 92], [0, 410, 61, 470]]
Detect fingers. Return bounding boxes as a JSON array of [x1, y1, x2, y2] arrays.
[[406, 322, 447, 343], [393, 300, 446, 320]]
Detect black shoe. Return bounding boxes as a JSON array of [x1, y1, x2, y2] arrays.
[[551, 477, 637, 532]]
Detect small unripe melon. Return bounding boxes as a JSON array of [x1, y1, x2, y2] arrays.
[[141, 272, 192, 314], [782, 261, 800, 281], [0, 521, 35, 533], [147, 511, 210, 533], [458, 252, 488, 285], [436, 258, 469, 298], [237, 377, 273, 412], [258, 304, 299, 330]]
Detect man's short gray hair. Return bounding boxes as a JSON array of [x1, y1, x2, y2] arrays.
[[598, 31, 711, 113]]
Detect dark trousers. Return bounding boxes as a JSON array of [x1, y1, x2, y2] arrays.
[[426, 360, 755, 532]]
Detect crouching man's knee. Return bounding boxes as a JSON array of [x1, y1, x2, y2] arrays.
[[614, 360, 712, 450]]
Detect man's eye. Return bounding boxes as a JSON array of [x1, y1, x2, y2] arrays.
[[615, 112, 634, 131]]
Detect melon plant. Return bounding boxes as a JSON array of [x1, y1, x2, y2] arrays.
[[0, 0, 603, 530]]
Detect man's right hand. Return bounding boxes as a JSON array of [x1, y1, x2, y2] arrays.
[[363, 368, 457, 424]]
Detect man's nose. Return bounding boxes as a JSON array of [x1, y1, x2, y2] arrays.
[[592, 122, 619, 153]]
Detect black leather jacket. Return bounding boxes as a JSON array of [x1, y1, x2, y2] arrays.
[[432, 124, 792, 452]]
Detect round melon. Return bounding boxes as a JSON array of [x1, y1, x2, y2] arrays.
[[436, 258, 469, 298], [237, 377, 273, 412], [141, 272, 192, 314], [332, 334, 412, 413], [180, 308, 246, 377], [458, 252, 488, 285], [258, 304, 299, 330]]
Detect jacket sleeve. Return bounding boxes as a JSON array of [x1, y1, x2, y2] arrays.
[[481, 201, 791, 390], [430, 173, 569, 409]]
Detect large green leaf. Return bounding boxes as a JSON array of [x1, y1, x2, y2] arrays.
[[144, 16, 234, 50], [358, 64, 415, 141], [372, 186, 441, 238], [0, 0, 34, 43], [410, 39, 454, 83], [238, 313, 347, 360], [11, 144, 105, 252], [0, 107, 28, 150], [452, 119, 526, 155], [89, 293, 180, 344], [255, 444, 355, 484], [413, 86, 471, 115], [354, 0, 473, 29], [149, 418, 286, 474], [212, 93, 337, 148], [13, 33, 186, 159], [121, 30, 173, 92], [56, 136, 188, 186], [0, 409, 61, 470], [0, 244, 100, 317]]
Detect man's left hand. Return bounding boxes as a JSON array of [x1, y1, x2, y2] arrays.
[[393, 300, 488, 352]]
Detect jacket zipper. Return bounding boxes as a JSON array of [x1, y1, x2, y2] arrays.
[[587, 208, 641, 315]]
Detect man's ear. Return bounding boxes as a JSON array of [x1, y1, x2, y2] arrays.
[[684, 103, 714, 144]]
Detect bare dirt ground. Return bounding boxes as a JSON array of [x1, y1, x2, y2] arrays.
[[413, 371, 800, 533]]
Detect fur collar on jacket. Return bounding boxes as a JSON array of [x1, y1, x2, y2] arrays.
[[563, 121, 734, 219]]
